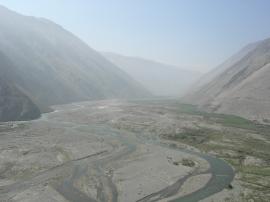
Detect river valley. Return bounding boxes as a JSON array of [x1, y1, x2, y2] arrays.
[[0, 99, 242, 202]]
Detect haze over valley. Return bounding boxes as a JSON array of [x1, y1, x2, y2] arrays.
[[0, 1, 269, 202], [103, 52, 201, 97], [0, 5, 149, 120]]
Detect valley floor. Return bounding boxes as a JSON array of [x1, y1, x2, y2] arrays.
[[0, 99, 268, 202]]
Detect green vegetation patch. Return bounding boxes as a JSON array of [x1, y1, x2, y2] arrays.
[[164, 127, 222, 146], [241, 166, 270, 177], [176, 103, 260, 130]]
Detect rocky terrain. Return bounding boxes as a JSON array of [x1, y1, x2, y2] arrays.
[[0, 100, 236, 202], [184, 38, 270, 123], [0, 98, 269, 201], [107, 99, 270, 202]]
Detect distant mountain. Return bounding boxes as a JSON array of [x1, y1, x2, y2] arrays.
[[184, 38, 270, 123], [103, 52, 201, 97], [0, 5, 150, 116]]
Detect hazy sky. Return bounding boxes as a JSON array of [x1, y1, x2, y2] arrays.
[[0, 0, 270, 72]]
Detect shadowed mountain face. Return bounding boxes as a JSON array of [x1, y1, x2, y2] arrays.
[[0, 6, 150, 114], [0, 52, 41, 121], [0, 79, 40, 121], [184, 38, 270, 122], [0, 75, 41, 123], [103, 52, 201, 97]]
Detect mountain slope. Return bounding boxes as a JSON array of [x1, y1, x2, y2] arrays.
[[0, 5, 149, 112], [0, 78, 40, 122], [188, 41, 259, 93], [103, 52, 201, 96], [0, 52, 40, 121], [184, 38, 270, 122]]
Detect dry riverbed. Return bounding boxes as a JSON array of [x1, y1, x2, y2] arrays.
[[0, 99, 237, 202]]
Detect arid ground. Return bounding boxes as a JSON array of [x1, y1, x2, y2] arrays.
[[0, 99, 269, 202]]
